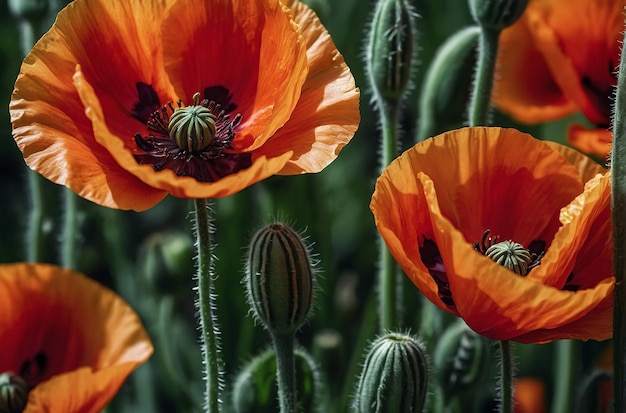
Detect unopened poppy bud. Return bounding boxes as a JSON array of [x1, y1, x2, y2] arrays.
[[245, 222, 314, 335], [468, 0, 528, 30], [366, 0, 417, 102], [354, 333, 428, 413], [168, 92, 217, 152], [434, 320, 490, 398], [0, 372, 29, 413], [231, 348, 323, 413], [8, 0, 47, 21]]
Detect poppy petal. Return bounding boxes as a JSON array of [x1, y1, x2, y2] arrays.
[[257, 0, 360, 174], [9, 0, 174, 210], [74, 68, 294, 199], [0, 263, 152, 411], [494, 12, 578, 123], [543, 139, 607, 182], [567, 124, 613, 158], [161, 0, 309, 151]]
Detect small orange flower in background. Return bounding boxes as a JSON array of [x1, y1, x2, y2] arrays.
[[493, 0, 624, 157], [10, 0, 360, 211], [370, 127, 613, 343], [0, 263, 152, 412], [513, 378, 545, 413]]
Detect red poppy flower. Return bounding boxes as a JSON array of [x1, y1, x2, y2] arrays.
[[10, 0, 359, 211], [0, 263, 153, 412], [493, 0, 623, 156], [370, 127, 613, 343]]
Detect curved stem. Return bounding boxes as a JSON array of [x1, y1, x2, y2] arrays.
[[612, 17, 626, 411], [498, 340, 513, 413], [378, 100, 401, 332], [193, 198, 222, 413], [468, 27, 500, 127], [271, 332, 297, 413], [551, 339, 579, 413]]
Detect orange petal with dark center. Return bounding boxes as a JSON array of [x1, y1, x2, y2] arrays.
[[74, 69, 294, 199], [161, 0, 309, 151], [0, 263, 152, 412]]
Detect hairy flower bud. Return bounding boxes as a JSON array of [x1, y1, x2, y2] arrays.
[[433, 320, 490, 398], [231, 348, 324, 413], [245, 222, 314, 335], [468, 0, 528, 30], [366, 0, 417, 102], [0, 373, 29, 413], [354, 333, 428, 413]]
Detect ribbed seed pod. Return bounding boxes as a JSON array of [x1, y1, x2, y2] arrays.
[[246, 222, 314, 335], [0, 373, 29, 413], [354, 333, 428, 413], [468, 0, 528, 30], [433, 320, 490, 398], [366, 0, 417, 102]]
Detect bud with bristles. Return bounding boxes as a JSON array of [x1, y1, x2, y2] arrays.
[[468, 0, 528, 30], [433, 320, 490, 400], [366, 0, 417, 103], [354, 333, 428, 413], [245, 222, 314, 335]]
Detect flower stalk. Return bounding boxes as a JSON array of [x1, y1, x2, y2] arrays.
[[498, 340, 513, 413], [193, 199, 223, 413], [271, 333, 297, 413], [468, 26, 499, 127], [611, 14, 626, 412]]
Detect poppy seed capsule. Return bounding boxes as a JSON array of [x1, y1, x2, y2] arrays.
[[485, 240, 532, 276], [0, 372, 29, 413], [354, 333, 428, 413], [367, 0, 416, 102], [468, 0, 528, 30], [246, 222, 314, 335], [168, 92, 217, 152]]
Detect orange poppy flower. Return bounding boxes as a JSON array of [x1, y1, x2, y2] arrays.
[[493, 0, 623, 156], [0, 263, 153, 412], [513, 378, 545, 413], [10, 0, 359, 211], [370, 127, 613, 343]]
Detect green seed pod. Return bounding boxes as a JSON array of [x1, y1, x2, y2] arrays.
[[354, 333, 428, 413], [245, 222, 314, 335], [433, 320, 490, 399], [366, 0, 417, 102], [468, 0, 528, 30], [168, 93, 216, 152], [231, 348, 325, 413], [485, 240, 532, 276], [0, 373, 29, 413]]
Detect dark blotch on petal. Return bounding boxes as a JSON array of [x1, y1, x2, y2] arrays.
[[562, 272, 580, 292], [19, 351, 47, 385], [204, 86, 237, 113], [132, 82, 161, 123], [419, 238, 456, 308]]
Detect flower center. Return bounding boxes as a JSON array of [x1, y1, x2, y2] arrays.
[[168, 93, 216, 151], [485, 240, 532, 276], [0, 372, 29, 413], [473, 230, 544, 276], [132, 83, 252, 182]]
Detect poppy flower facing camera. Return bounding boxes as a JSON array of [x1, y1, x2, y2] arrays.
[[10, 0, 360, 211], [370, 127, 613, 344]]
